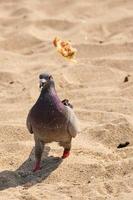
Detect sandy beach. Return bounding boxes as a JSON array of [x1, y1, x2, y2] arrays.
[[0, 0, 133, 199]]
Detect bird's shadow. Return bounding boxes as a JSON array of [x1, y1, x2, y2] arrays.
[[0, 146, 62, 191]]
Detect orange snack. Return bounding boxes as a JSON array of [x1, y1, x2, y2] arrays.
[[53, 37, 77, 61]]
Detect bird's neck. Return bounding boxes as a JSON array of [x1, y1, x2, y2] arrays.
[[39, 87, 64, 111]]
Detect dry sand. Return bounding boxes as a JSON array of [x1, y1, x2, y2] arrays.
[[0, 0, 133, 199]]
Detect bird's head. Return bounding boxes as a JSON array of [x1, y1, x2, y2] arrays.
[[39, 73, 55, 90]]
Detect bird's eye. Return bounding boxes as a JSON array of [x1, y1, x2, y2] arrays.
[[49, 75, 53, 80]]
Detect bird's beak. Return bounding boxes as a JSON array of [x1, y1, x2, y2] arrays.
[[39, 78, 47, 88]]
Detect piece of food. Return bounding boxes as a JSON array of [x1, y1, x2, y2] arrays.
[[123, 74, 130, 83], [117, 142, 130, 148], [53, 37, 77, 60]]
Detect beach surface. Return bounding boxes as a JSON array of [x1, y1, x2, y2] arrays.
[[0, 0, 133, 199]]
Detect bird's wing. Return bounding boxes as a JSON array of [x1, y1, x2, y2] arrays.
[[66, 106, 80, 138], [26, 110, 33, 134]]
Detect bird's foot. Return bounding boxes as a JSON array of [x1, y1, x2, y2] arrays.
[[62, 150, 70, 159], [33, 161, 41, 172]]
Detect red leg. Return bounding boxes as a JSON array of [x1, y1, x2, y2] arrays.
[[62, 149, 70, 159], [33, 160, 41, 172]]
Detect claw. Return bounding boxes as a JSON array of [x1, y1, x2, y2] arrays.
[[62, 150, 70, 159]]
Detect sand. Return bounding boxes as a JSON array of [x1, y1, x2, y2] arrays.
[[0, 0, 133, 199]]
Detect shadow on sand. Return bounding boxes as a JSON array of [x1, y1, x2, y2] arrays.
[[0, 146, 62, 191]]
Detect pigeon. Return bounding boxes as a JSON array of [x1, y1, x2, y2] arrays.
[[26, 73, 79, 172], [62, 99, 73, 109]]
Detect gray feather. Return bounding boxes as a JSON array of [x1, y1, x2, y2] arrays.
[[66, 106, 79, 138], [26, 110, 33, 134]]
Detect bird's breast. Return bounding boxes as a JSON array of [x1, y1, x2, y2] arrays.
[[31, 102, 67, 129]]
